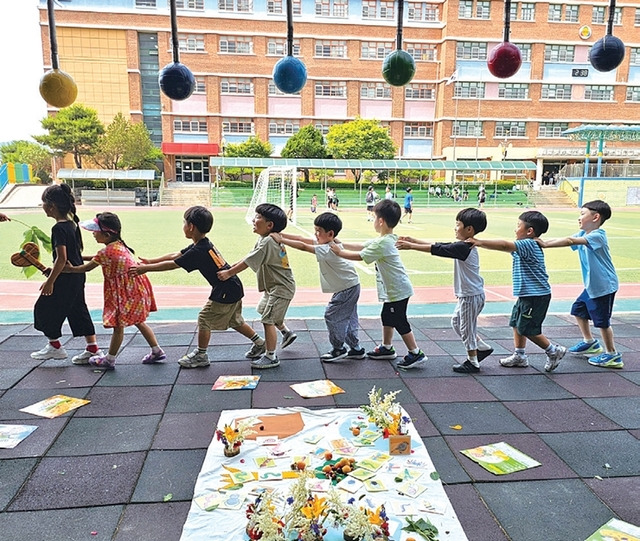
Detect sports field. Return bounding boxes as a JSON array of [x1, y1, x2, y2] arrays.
[[1, 206, 638, 289]]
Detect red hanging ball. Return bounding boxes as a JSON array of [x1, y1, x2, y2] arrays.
[[487, 42, 522, 79]]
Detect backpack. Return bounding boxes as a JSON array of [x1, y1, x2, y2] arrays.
[[366, 191, 374, 204]]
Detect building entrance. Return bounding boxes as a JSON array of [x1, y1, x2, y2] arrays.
[[175, 156, 210, 183]]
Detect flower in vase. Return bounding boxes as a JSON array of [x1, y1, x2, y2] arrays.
[[245, 492, 286, 541], [216, 416, 258, 452]]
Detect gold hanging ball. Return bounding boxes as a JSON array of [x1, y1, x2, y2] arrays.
[[39, 69, 78, 108]]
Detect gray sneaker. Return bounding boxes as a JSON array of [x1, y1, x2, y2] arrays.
[[281, 331, 297, 349], [178, 349, 210, 368], [245, 342, 266, 359], [251, 355, 280, 369], [500, 352, 529, 368], [544, 345, 566, 372], [72, 349, 104, 365]]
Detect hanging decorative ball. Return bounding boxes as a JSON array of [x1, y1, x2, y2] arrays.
[[39, 69, 78, 108], [382, 50, 416, 87], [589, 35, 625, 72], [273, 55, 307, 94], [487, 42, 522, 79], [159, 62, 196, 101]]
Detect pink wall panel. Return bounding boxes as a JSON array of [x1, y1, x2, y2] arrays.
[[359, 100, 392, 118], [404, 100, 436, 120], [268, 97, 302, 116], [172, 94, 207, 114], [315, 98, 347, 117], [221, 95, 255, 115]]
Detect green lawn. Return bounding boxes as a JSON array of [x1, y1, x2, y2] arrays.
[[2, 206, 638, 290]]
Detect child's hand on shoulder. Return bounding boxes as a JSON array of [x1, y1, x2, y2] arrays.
[[329, 242, 341, 255], [269, 232, 282, 243], [217, 269, 231, 281], [534, 237, 547, 248], [128, 265, 143, 277], [396, 239, 411, 250], [465, 237, 480, 247]]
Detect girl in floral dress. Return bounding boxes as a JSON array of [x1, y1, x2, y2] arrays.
[[66, 212, 164, 370]]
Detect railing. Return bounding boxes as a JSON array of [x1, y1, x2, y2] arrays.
[[560, 163, 640, 178]]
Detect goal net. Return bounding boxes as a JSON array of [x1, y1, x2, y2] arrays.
[[245, 166, 298, 225]]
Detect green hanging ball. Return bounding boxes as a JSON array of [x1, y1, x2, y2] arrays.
[[382, 50, 416, 87]]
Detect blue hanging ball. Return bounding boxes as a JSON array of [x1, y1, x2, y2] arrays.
[[382, 50, 416, 87], [273, 55, 307, 94], [589, 35, 625, 72], [159, 62, 196, 100]]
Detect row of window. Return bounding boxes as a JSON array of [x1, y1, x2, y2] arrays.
[[138, 0, 640, 26], [173, 117, 588, 140], [454, 83, 640, 102]]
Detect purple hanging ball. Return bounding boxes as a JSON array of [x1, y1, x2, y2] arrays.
[[589, 35, 625, 72], [273, 56, 307, 94], [159, 62, 196, 101], [382, 50, 416, 87], [487, 42, 522, 79]]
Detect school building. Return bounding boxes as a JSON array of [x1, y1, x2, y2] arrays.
[[39, 0, 640, 183]]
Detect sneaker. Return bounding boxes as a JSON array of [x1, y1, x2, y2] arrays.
[[72, 349, 103, 365], [178, 349, 210, 368], [569, 340, 603, 356], [588, 352, 623, 369], [281, 331, 297, 349], [321, 347, 348, 363], [345, 347, 366, 360], [31, 343, 68, 360], [477, 348, 494, 362], [245, 342, 266, 359], [142, 349, 167, 364], [544, 345, 567, 372], [251, 355, 280, 369], [396, 350, 426, 370], [500, 352, 529, 368], [88, 355, 115, 370], [452, 360, 480, 374], [367, 345, 397, 360]]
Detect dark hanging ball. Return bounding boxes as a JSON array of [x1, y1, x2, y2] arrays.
[[589, 35, 625, 72], [159, 62, 196, 101], [487, 42, 522, 79], [382, 50, 416, 87], [273, 55, 307, 94]]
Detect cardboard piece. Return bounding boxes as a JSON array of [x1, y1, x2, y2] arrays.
[[239, 412, 305, 440]]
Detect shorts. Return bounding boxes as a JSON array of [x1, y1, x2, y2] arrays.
[[404, 207, 412, 214], [570, 290, 616, 329], [509, 294, 551, 337], [381, 297, 411, 336], [366, 205, 374, 211], [257, 294, 292, 326], [198, 299, 245, 332]]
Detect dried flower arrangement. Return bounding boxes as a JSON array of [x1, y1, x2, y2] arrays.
[[360, 387, 410, 438], [215, 416, 258, 456], [342, 500, 390, 541]]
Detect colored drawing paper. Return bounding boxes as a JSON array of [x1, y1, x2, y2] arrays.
[[308, 479, 331, 493], [217, 492, 246, 510], [330, 438, 351, 450], [289, 380, 344, 398], [353, 429, 381, 446], [400, 467, 424, 481], [229, 470, 255, 484], [303, 433, 323, 445], [348, 468, 376, 481], [336, 476, 363, 494], [212, 375, 260, 390], [194, 492, 223, 511], [257, 470, 283, 482], [19, 395, 90, 419], [254, 456, 277, 469], [256, 435, 279, 446], [333, 445, 358, 457], [585, 518, 640, 541], [358, 457, 386, 473], [406, 458, 431, 469], [0, 424, 38, 449], [363, 478, 388, 492], [389, 501, 420, 516], [460, 442, 541, 475], [396, 481, 428, 499]]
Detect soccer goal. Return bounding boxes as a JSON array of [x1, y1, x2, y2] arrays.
[[245, 166, 298, 225]]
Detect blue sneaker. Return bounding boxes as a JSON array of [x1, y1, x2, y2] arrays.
[[569, 340, 603, 356], [588, 352, 623, 369]]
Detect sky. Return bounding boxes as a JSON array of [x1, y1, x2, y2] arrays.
[[0, 0, 47, 144]]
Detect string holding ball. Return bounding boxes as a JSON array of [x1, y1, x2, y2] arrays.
[[589, 35, 625, 72], [382, 50, 416, 87], [487, 42, 522, 79], [273, 56, 307, 94], [39, 69, 78, 109], [159, 62, 196, 101]]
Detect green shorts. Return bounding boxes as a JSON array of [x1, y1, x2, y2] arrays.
[[198, 299, 245, 332], [256, 294, 292, 326], [509, 294, 551, 336]]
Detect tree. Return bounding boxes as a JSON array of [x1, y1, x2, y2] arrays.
[[326, 117, 395, 186], [34, 104, 105, 168], [281, 125, 327, 182], [92, 113, 162, 170], [0, 140, 52, 182], [223, 136, 273, 182]]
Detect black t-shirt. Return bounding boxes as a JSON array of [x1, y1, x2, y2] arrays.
[[175, 238, 243, 304], [51, 220, 83, 266]]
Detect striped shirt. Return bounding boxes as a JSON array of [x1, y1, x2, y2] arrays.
[[511, 238, 551, 297]]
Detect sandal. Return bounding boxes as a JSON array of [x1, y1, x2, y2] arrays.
[[88, 355, 116, 370]]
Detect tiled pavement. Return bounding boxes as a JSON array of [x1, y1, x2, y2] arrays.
[[0, 312, 639, 541]]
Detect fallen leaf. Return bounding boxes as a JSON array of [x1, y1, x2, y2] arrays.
[[163, 493, 173, 502], [594, 475, 603, 480], [604, 463, 611, 470], [449, 425, 462, 430], [430, 471, 440, 481]]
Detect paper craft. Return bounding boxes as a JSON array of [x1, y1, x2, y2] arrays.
[[241, 412, 304, 440], [19, 395, 90, 419], [289, 380, 344, 398], [336, 476, 363, 494], [229, 470, 255, 485], [330, 438, 350, 450], [308, 479, 331, 492], [256, 435, 279, 446], [358, 456, 387, 473], [212, 375, 260, 390], [348, 468, 376, 481], [406, 458, 431, 469], [419, 499, 447, 515], [585, 518, 640, 541], [364, 478, 388, 492], [396, 481, 428, 498], [257, 470, 284, 482], [303, 434, 323, 445], [353, 429, 381, 446], [400, 467, 424, 481], [333, 445, 358, 457], [389, 501, 420, 516], [254, 456, 277, 469], [217, 492, 246, 510], [0, 424, 38, 449], [194, 492, 224, 511], [460, 442, 541, 475]]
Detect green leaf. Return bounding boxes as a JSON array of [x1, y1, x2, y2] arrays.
[[23, 266, 38, 279], [430, 471, 440, 481], [163, 493, 173, 502], [33, 227, 52, 252]]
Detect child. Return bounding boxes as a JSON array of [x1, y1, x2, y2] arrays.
[[403, 187, 414, 223], [536, 200, 622, 368], [310, 194, 318, 213], [397, 208, 493, 374], [129, 206, 265, 368], [468, 210, 566, 372], [271, 212, 364, 362], [365, 186, 377, 221], [218, 203, 297, 369], [66, 212, 164, 370], [331, 199, 426, 370], [31, 184, 103, 362]]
